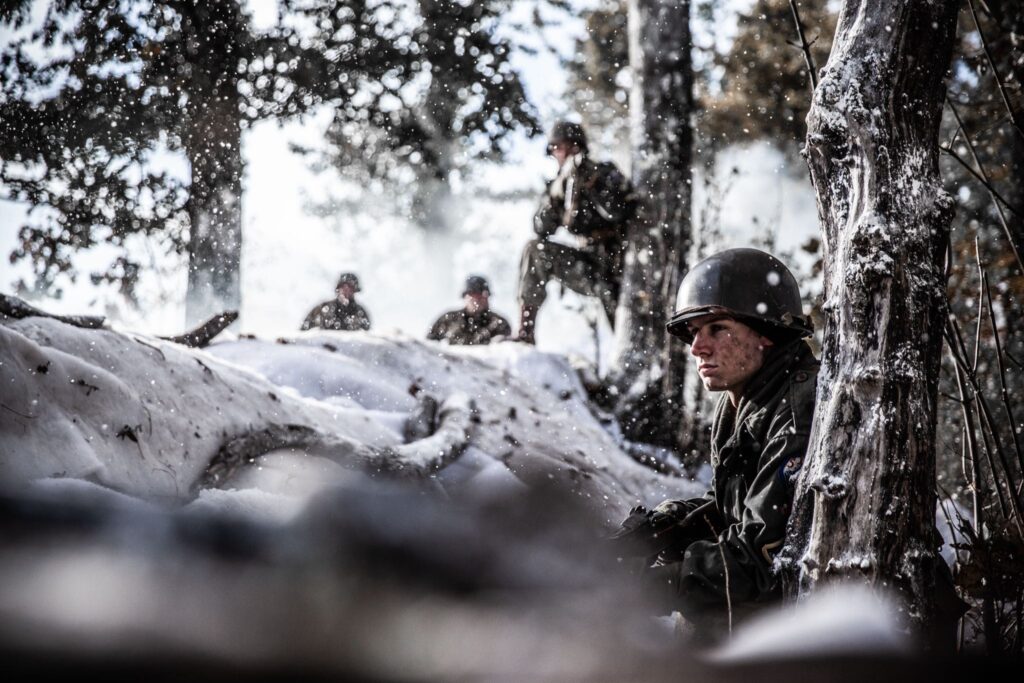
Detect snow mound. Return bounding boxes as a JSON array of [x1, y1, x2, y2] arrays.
[[3, 318, 697, 523], [707, 583, 912, 662]]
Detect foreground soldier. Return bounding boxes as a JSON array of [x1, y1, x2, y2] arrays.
[[427, 275, 512, 346], [300, 272, 371, 332], [612, 248, 817, 636], [516, 120, 636, 344]]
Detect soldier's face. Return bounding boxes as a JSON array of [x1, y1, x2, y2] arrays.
[[464, 292, 488, 314], [336, 283, 356, 302], [688, 315, 773, 405], [549, 142, 578, 167]]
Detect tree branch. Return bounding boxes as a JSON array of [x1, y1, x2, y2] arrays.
[[948, 343, 983, 531], [0, 293, 105, 329], [981, 259, 1024, 482], [943, 96, 1024, 276], [788, 0, 819, 93], [160, 310, 238, 348], [967, 0, 1024, 142], [945, 316, 1024, 536]]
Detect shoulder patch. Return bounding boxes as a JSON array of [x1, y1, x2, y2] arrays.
[[779, 455, 803, 483]]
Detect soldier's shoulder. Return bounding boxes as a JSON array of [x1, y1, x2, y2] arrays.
[[593, 159, 626, 178], [785, 352, 820, 429], [594, 159, 623, 171], [308, 299, 335, 314], [433, 310, 464, 326], [591, 160, 632, 193]]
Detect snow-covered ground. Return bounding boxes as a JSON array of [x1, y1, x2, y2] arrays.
[[1, 317, 696, 522], [1, 315, 967, 676]]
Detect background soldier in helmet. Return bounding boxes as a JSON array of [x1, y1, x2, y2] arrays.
[[611, 248, 818, 637], [515, 120, 637, 344], [427, 275, 512, 345], [300, 272, 372, 332]]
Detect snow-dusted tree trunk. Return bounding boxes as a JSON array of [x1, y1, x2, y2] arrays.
[[781, 0, 960, 627], [410, 36, 459, 234], [613, 0, 693, 447], [184, 4, 245, 326], [415, 79, 455, 232]]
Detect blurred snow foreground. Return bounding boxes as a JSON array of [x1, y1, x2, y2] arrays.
[[0, 318, 983, 680]]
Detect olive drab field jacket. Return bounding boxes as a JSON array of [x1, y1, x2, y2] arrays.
[[664, 339, 819, 622], [427, 309, 512, 346], [534, 156, 636, 247], [300, 299, 371, 332]]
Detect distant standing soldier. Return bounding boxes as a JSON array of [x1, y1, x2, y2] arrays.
[[300, 272, 371, 332], [428, 275, 512, 345], [516, 120, 636, 344]]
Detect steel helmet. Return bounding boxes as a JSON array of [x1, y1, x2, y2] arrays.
[[546, 120, 589, 155], [667, 248, 812, 344], [462, 275, 491, 296], [336, 272, 361, 292]]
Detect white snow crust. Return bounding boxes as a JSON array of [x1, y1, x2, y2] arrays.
[[708, 583, 912, 662], [2, 318, 698, 523]]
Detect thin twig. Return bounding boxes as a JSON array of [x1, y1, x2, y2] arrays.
[[967, 0, 1024, 142], [949, 344, 982, 530], [787, 0, 818, 93], [975, 398, 1023, 532], [981, 263, 1024, 479], [973, 263, 985, 373], [940, 143, 1024, 222], [946, 317, 1011, 521], [945, 117, 963, 150], [950, 315, 1024, 537], [944, 98, 1024, 276]]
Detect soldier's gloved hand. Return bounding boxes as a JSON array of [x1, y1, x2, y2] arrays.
[[606, 501, 704, 561], [610, 501, 689, 558], [648, 500, 708, 564], [611, 505, 650, 538], [647, 500, 691, 532]]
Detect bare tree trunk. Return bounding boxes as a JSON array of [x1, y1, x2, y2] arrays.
[[780, 0, 960, 631], [411, 82, 455, 234], [410, 20, 459, 234], [613, 0, 693, 448], [184, 4, 245, 326]]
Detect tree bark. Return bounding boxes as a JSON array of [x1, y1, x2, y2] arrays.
[[781, 0, 960, 631], [613, 0, 693, 448], [183, 4, 245, 326]]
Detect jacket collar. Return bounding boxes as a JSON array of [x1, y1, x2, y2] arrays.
[[711, 339, 813, 450]]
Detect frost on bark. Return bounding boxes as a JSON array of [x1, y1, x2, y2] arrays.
[[183, 4, 245, 326], [780, 0, 960, 629], [613, 0, 693, 448]]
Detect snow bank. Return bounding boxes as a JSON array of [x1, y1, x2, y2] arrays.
[[1, 319, 397, 503], [208, 330, 697, 522], [707, 583, 912, 662], [2, 318, 696, 523]]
